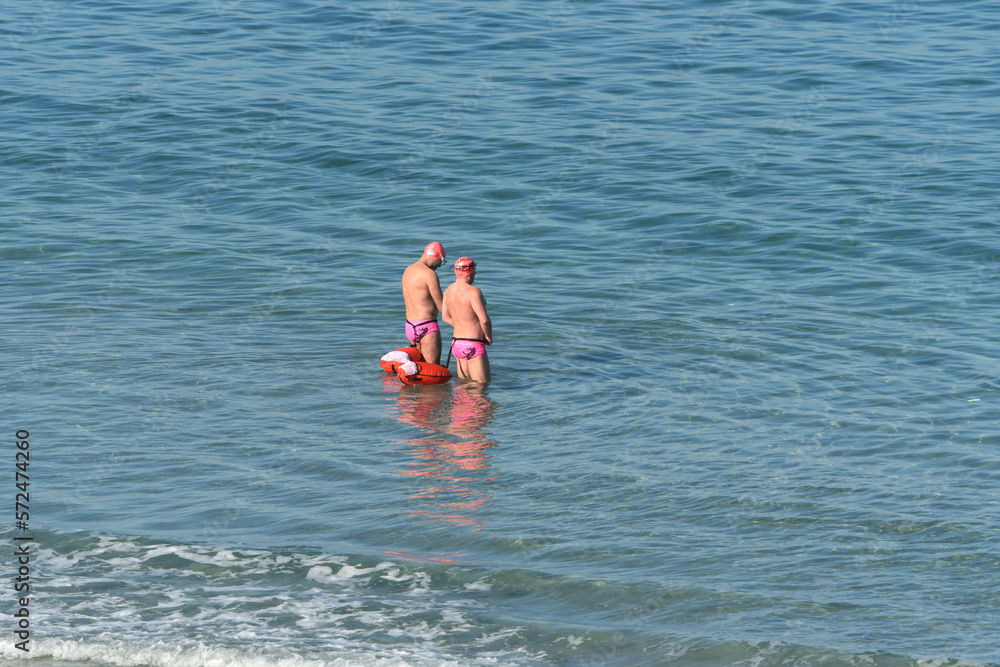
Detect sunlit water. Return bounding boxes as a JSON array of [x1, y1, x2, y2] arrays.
[[2, 1, 999, 665]]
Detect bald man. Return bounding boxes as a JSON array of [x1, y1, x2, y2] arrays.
[[401, 242, 447, 364]]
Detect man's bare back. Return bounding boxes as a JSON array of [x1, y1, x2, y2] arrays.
[[402, 262, 442, 320], [444, 281, 491, 342], [401, 242, 446, 364]]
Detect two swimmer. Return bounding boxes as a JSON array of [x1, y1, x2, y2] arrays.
[[401, 243, 491, 383]]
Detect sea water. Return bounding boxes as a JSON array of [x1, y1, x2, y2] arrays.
[[2, 1, 999, 665]]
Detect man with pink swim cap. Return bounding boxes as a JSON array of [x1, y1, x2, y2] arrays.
[[442, 257, 492, 383], [401, 242, 447, 364]]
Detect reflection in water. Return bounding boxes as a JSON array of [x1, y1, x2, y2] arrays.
[[385, 380, 498, 534]]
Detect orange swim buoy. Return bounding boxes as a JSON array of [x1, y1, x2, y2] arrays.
[[380, 346, 424, 374], [400, 346, 423, 362], [396, 361, 452, 385]]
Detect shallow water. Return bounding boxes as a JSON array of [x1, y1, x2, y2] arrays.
[[3, 1, 1000, 665]]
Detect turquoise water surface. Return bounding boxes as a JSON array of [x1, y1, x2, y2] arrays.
[[2, 1, 999, 665]]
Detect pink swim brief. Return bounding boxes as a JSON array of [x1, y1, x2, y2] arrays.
[[451, 337, 487, 360], [405, 319, 439, 344]]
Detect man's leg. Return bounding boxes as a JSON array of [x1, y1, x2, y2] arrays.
[[420, 332, 441, 366], [462, 353, 489, 383]]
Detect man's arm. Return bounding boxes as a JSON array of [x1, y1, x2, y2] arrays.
[[428, 274, 445, 315], [441, 285, 453, 326], [473, 289, 492, 345]]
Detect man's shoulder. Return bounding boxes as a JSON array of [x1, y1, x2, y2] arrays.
[[403, 261, 431, 279], [457, 283, 485, 304]]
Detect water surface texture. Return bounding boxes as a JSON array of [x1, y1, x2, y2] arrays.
[[2, 1, 999, 665]]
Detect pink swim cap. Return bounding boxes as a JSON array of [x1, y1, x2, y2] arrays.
[[424, 241, 446, 258], [454, 257, 476, 274]]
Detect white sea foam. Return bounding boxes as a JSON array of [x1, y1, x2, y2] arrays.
[[3, 638, 485, 667], [463, 580, 492, 592], [305, 564, 338, 584], [23, 532, 530, 667], [142, 545, 234, 565]]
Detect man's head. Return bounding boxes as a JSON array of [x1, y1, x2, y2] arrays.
[[454, 256, 476, 280], [423, 241, 446, 269]]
